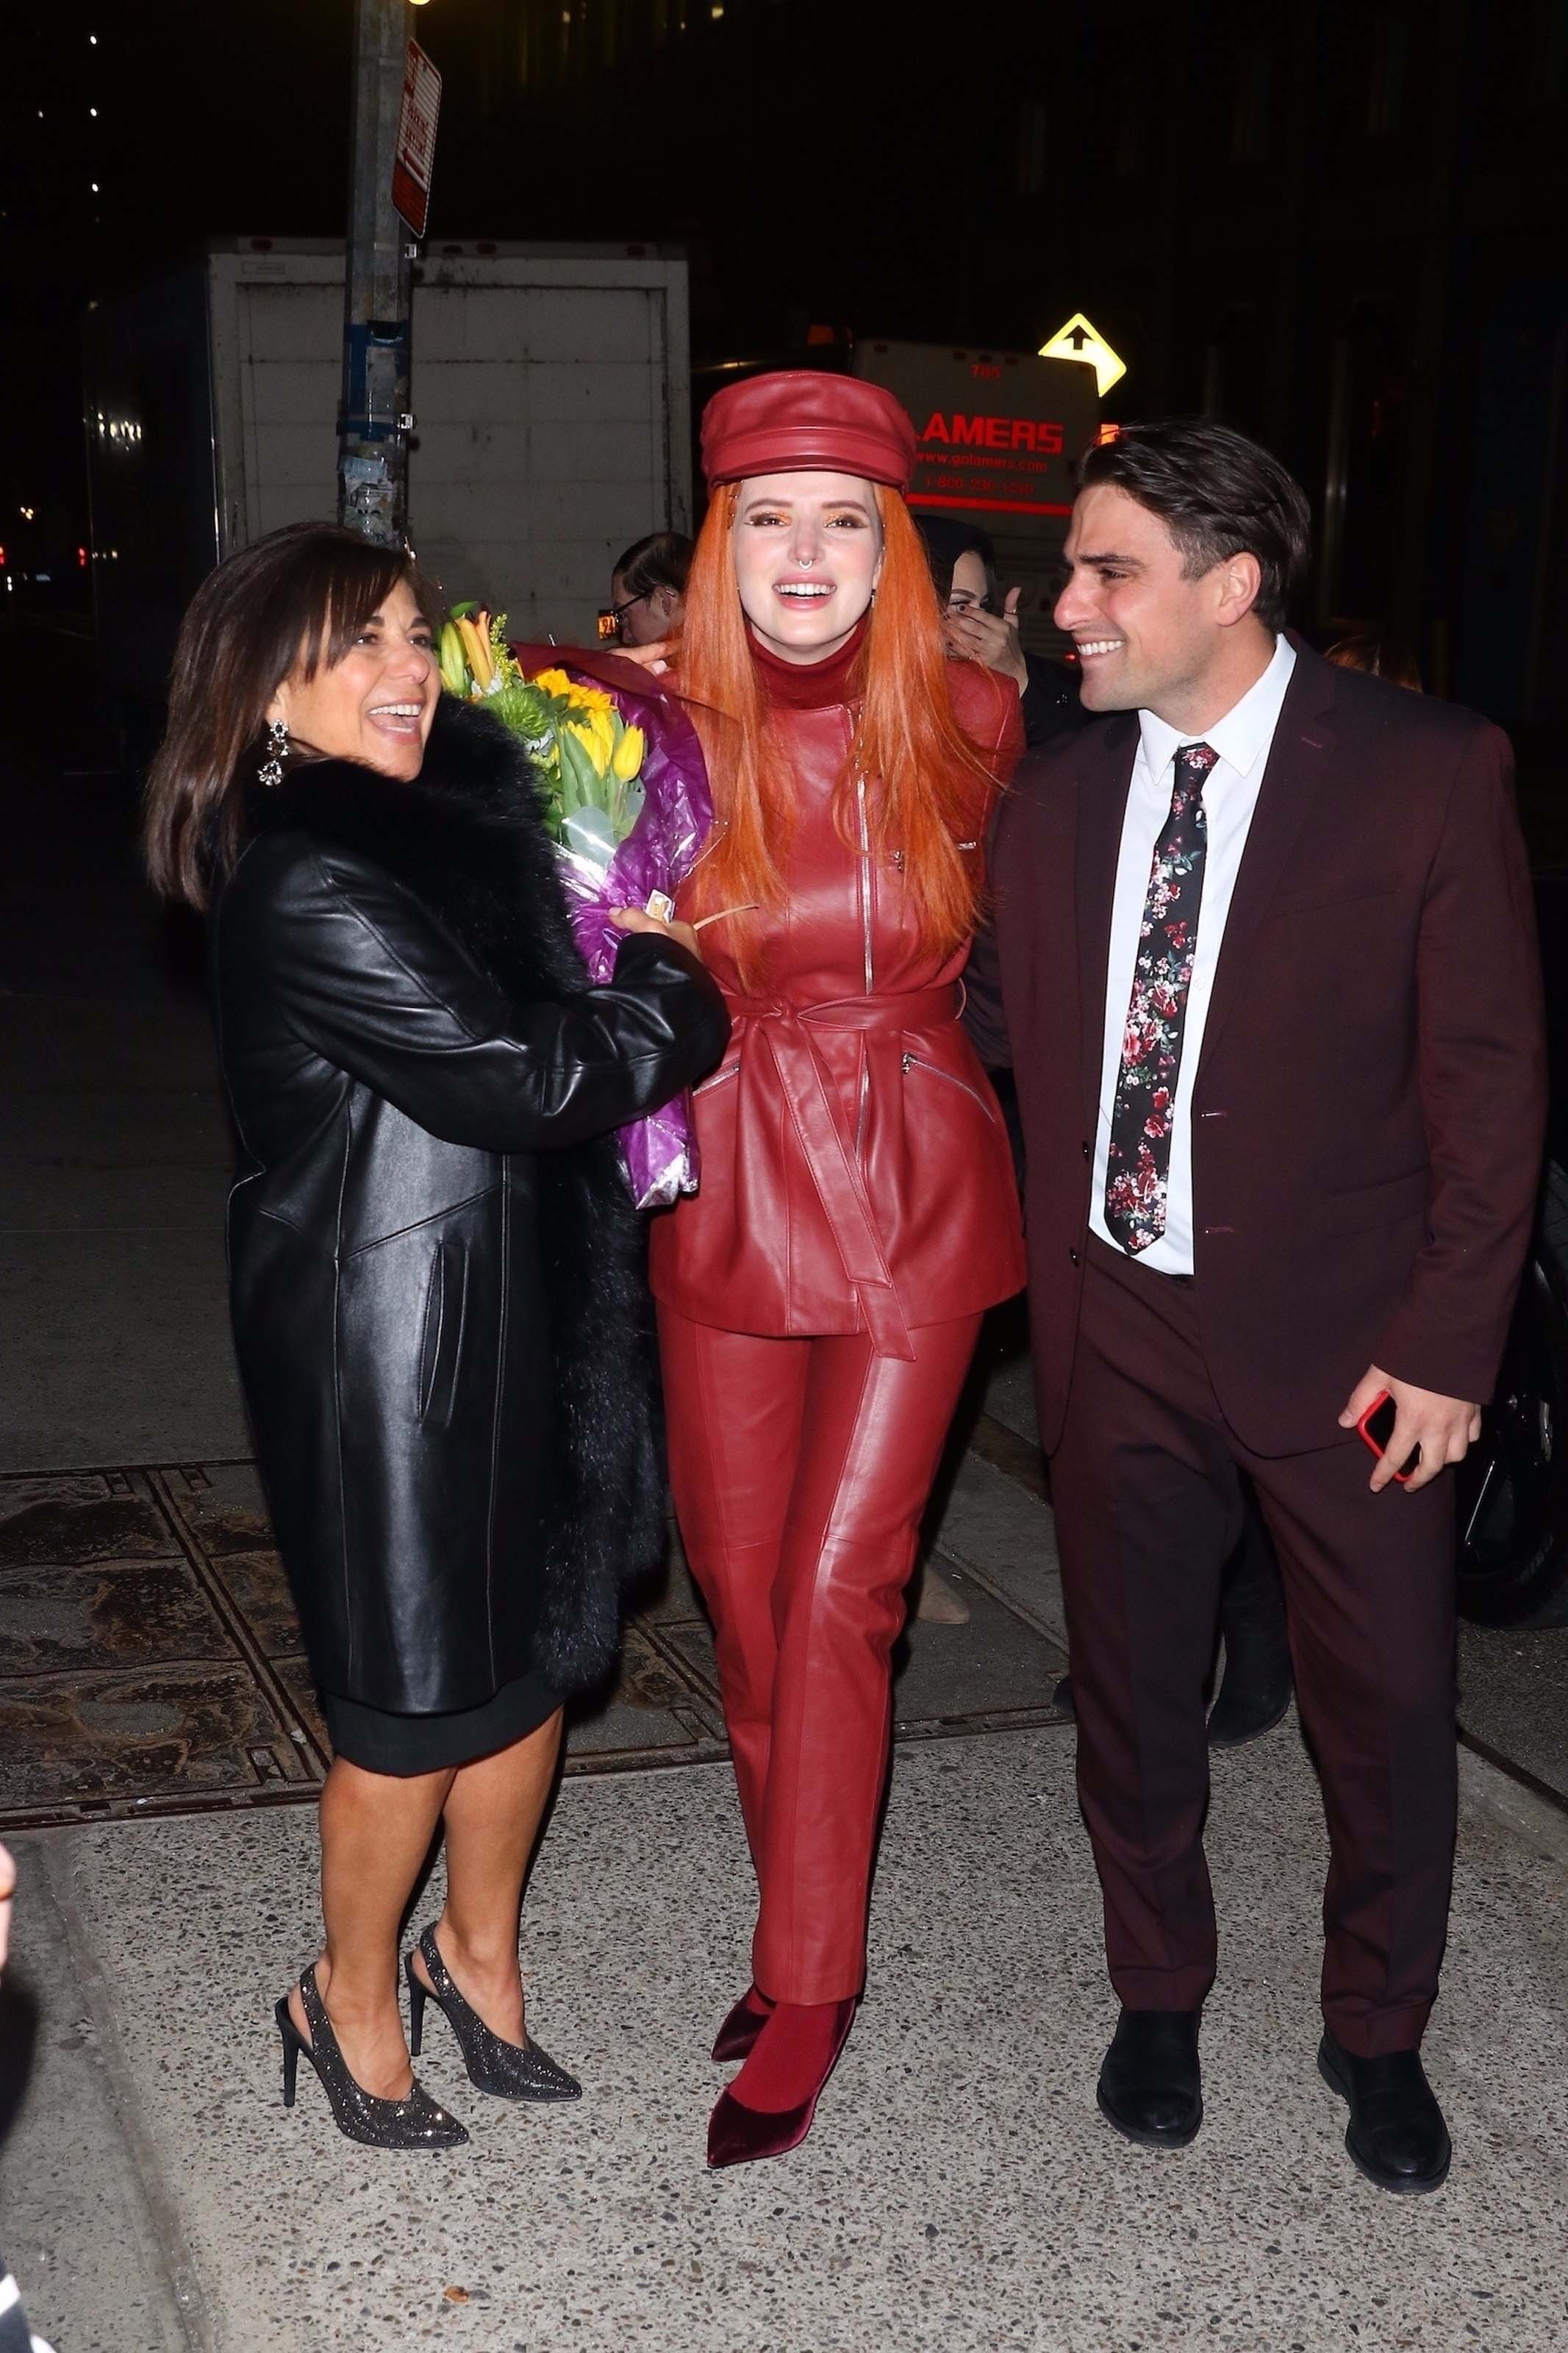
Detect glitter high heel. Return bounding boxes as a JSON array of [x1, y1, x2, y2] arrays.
[[275, 1963, 468, 2150], [405, 1924, 581, 2102]]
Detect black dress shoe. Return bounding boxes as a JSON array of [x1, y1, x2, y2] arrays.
[[1205, 1647, 1292, 1747], [1317, 2033, 1451, 2193], [1096, 2008, 1203, 2149]]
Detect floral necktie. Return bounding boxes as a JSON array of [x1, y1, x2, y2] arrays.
[[1103, 740, 1219, 1254]]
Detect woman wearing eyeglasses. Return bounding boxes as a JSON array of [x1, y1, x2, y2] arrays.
[[913, 513, 1084, 749], [603, 530, 693, 647]]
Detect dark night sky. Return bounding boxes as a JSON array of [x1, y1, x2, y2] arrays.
[[1, 0, 1162, 554], [6, 0, 1106, 449], [5, 0, 1566, 737], [8, 1, 1062, 333]]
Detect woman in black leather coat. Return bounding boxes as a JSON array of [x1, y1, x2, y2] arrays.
[[144, 523, 727, 2149]]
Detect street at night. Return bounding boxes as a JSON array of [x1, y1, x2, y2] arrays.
[[2, 6, 1567, 2350]]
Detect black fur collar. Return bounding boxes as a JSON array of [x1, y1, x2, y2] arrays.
[[247, 696, 587, 1007]]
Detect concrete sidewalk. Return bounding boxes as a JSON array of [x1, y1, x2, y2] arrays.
[[3, 1721, 1567, 2352]]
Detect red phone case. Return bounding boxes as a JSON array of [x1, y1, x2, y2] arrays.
[[1356, 1390, 1417, 1484]]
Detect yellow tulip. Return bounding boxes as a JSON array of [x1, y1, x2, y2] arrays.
[[565, 717, 611, 778], [457, 614, 494, 693], [610, 724, 645, 782], [531, 667, 573, 698]]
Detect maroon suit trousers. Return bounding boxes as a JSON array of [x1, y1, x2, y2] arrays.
[[1052, 1236, 1457, 2057]]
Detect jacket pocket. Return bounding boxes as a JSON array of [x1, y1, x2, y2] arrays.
[[901, 1053, 998, 1124], [1321, 1169, 1428, 1235], [417, 1237, 470, 1426]]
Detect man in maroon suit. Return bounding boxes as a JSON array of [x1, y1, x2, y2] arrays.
[[976, 419, 1545, 2193]]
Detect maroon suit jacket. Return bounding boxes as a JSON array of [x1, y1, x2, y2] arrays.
[[973, 638, 1547, 1457]]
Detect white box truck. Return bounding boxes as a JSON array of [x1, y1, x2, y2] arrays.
[[84, 236, 692, 715]]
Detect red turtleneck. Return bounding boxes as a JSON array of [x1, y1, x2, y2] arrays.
[[748, 611, 870, 710]]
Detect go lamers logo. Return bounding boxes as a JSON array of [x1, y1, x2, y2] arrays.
[[912, 412, 1073, 517]]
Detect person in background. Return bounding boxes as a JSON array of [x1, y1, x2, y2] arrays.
[[1325, 632, 1423, 691], [604, 530, 693, 648], [0, 1846, 56, 2353], [914, 513, 1084, 747]]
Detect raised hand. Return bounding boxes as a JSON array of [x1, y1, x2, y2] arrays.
[[944, 585, 1028, 690], [610, 638, 675, 677]]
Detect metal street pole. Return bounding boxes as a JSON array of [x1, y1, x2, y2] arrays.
[[338, 0, 412, 546]]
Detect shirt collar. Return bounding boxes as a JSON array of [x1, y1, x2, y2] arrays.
[[1137, 633, 1297, 782]]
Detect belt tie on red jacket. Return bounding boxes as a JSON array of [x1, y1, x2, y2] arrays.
[[723, 982, 961, 1361]]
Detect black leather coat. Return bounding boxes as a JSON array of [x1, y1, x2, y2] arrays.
[[210, 698, 728, 1713]]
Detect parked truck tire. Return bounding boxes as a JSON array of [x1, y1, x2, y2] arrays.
[[1456, 1159, 1568, 1628]]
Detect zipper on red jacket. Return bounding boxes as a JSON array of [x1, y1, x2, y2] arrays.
[[853, 733, 873, 1154], [901, 1053, 998, 1124]]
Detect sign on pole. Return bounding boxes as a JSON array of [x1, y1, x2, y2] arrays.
[[391, 39, 442, 239]]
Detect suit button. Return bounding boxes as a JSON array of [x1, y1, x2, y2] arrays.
[[1069, 1247, 1081, 1266], [1081, 1140, 1092, 1160]]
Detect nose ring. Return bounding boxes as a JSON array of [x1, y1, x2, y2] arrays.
[[798, 554, 816, 568]]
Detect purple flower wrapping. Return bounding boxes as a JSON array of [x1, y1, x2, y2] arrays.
[[512, 646, 715, 1210]]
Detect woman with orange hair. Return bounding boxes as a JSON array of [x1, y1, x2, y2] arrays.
[[648, 374, 1025, 2166]]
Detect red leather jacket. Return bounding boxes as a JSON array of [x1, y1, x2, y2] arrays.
[[648, 656, 1026, 1355]]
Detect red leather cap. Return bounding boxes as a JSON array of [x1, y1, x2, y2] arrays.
[[702, 370, 917, 492]]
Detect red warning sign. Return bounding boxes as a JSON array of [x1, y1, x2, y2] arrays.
[[392, 40, 442, 240], [854, 340, 1098, 521]]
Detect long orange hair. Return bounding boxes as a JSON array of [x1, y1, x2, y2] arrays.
[[678, 482, 992, 988]]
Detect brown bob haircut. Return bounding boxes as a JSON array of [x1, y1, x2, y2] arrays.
[[143, 521, 440, 911], [1078, 418, 1311, 635]]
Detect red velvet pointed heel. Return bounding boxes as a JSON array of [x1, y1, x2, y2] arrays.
[[711, 1985, 775, 2064], [706, 1998, 856, 2169]]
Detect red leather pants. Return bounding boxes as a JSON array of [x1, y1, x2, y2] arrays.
[[658, 1307, 982, 2004]]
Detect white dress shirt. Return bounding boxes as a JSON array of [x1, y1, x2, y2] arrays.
[[1089, 634, 1297, 1274]]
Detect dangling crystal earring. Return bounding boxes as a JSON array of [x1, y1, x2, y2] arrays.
[[258, 717, 289, 789]]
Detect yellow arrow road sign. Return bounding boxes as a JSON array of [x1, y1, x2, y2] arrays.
[[1038, 313, 1126, 398]]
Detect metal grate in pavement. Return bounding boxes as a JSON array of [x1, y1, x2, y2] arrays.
[[0, 1462, 1067, 1832]]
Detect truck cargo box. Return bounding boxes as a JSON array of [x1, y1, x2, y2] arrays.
[[85, 238, 691, 706]]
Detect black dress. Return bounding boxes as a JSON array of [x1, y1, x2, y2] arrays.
[[209, 700, 728, 1769], [321, 1669, 561, 1776]]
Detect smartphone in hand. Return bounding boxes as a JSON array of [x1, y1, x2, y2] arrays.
[[1356, 1390, 1420, 1484]]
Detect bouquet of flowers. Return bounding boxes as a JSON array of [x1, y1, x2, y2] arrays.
[[437, 603, 712, 1210]]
